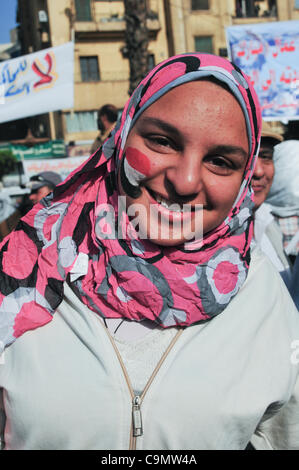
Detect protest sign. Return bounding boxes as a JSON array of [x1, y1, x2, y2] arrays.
[[226, 21, 299, 120], [23, 156, 88, 181], [0, 42, 74, 123]]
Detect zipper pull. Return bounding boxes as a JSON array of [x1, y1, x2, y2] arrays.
[[132, 395, 143, 437]]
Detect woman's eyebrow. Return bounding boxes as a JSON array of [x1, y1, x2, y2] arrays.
[[138, 116, 180, 135], [209, 145, 249, 160]]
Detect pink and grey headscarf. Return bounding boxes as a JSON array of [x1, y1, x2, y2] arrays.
[[0, 53, 261, 352]]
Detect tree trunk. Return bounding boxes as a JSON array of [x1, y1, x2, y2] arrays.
[[124, 0, 149, 96]]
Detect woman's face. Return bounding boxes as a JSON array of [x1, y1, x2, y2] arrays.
[[119, 80, 249, 246]]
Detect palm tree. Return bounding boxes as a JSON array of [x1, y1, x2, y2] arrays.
[[124, 0, 149, 96]]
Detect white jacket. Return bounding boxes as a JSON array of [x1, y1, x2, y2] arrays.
[[0, 248, 299, 450]]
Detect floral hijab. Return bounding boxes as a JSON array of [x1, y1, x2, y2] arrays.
[[0, 53, 261, 352]]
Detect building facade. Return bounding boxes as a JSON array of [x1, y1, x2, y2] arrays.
[[17, 0, 169, 145], [15, 0, 299, 146]]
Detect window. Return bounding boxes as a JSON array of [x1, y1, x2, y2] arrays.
[[147, 54, 155, 72], [194, 36, 213, 54], [191, 0, 209, 10], [295, 0, 299, 8], [235, 0, 277, 18], [65, 111, 98, 133], [75, 0, 92, 21], [80, 57, 100, 82]]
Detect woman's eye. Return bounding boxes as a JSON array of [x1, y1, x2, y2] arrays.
[[205, 156, 234, 174], [145, 135, 175, 150]]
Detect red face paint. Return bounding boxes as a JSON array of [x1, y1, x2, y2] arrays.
[[125, 147, 151, 177]]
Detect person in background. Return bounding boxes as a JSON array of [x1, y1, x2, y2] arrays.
[[28, 171, 62, 205], [266, 139, 299, 266], [90, 104, 118, 155], [252, 121, 292, 288], [0, 171, 62, 241]]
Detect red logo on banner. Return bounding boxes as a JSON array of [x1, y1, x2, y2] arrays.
[[32, 53, 58, 89]]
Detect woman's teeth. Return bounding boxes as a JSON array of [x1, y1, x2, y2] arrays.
[[155, 194, 187, 213]]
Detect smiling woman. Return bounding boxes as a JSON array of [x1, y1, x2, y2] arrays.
[[0, 53, 299, 451]]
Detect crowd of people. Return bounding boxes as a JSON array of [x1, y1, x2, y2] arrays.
[[0, 52, 298, 451]]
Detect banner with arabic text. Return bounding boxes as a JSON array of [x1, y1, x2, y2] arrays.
[[23, 156, 88, 181], [0, 140, 66, 160], [0, 42, 74, 124], [226, 21, 299, 121]]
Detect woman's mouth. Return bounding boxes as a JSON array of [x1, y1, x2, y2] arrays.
[[143, 187, 204, 228], [252, 184, 265, 193], [146, 188, 195, 213], [155, 194, 191, 213]]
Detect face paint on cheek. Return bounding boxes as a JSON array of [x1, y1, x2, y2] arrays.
[[120, 147, 152, 199]]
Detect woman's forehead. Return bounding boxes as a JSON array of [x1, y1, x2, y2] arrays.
[[134, 81, 248, 149], [141, 79, 243, 110], [129, 74, 254, 155]]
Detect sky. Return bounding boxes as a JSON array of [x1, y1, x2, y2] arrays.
[[0, 0, 18, 44]]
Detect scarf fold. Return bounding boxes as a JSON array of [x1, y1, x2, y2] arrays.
[[0, 53, 261, 352]]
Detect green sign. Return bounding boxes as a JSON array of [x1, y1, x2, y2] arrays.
[[0, 140, 66, 160]]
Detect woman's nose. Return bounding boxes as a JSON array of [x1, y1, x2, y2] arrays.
[[165, 151, 203, 196], [252, 158, 264, 179]]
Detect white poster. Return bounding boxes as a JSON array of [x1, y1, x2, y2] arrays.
[[23, 156, 88, 181], [0, 42, 74, 124], [226, 21, 299, 121]]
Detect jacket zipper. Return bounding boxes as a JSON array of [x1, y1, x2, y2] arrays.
[[132, 395, 143, 437], [102, 324, 184, 450]]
